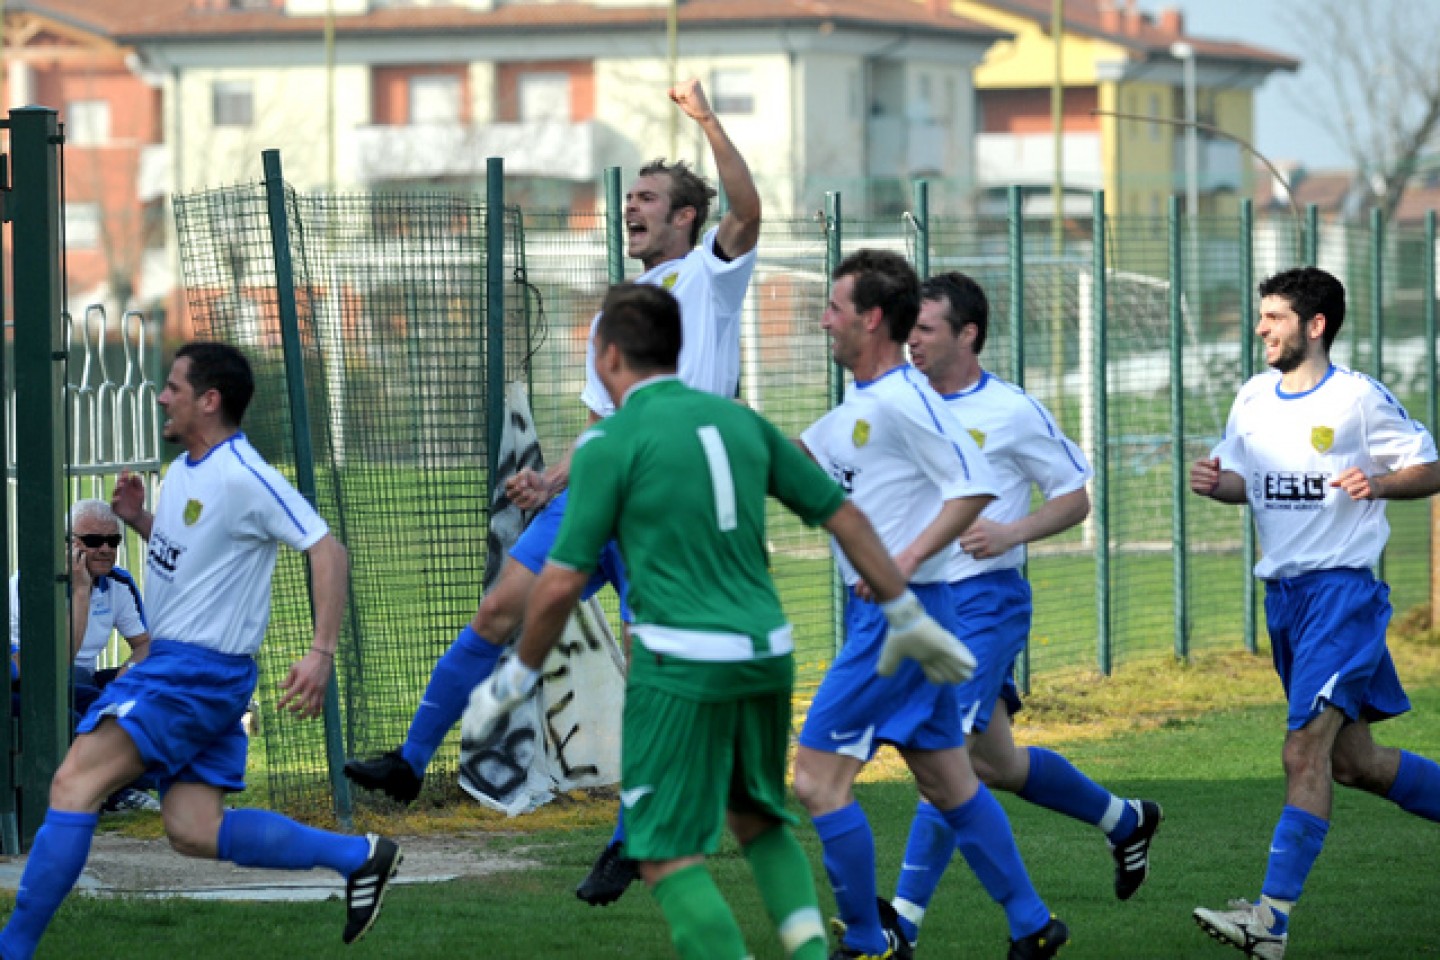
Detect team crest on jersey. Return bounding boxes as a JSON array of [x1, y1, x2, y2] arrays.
[[662, 272, 679, 290], [852, 420, 871, 447], [1311, 426, 1334, 453], [968, 428, 987, 449], [183, 499, 204, 525]]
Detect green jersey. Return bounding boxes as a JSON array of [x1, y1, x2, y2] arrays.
[[552, 376, 845, 697]]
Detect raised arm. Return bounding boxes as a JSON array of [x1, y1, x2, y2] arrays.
[[669, 78, 761, 258], [110, 471, 153, 540]]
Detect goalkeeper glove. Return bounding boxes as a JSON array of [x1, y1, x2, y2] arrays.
[[877, 589, 977, 684], [460, 655, 541, 745]]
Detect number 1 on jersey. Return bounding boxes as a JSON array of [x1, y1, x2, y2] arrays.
[[696, 425, 738, 531]]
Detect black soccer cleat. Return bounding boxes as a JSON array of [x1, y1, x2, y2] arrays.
[[575, 839, 640, 907], [343, 749, 423, 806], [343, 834, 402, 945], [1109, 799, 1163, 900], [875, 898, 915, 960], [1008, 916, 1068, 960]]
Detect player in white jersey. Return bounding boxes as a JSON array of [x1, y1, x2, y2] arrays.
[[1190, 268, 1440, 960], [343, 77, 760, 904], [0, 344, 401, 959], [792, 251, 1068, 960], [883, 271, 1163, 950]]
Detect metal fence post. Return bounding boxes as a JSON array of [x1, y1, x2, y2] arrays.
[[1371, 207, 1385, 583], [487, 157, 506, 490], [911, 180, 930, 281], [10, 106, 69, 845], [1304, 204, 1319, 267], [1092, 191, 1112, 675], [1240, 199, 1257, 654], [604, 167, 624, 285], [0, 119, 16, 853], [260, 149, 353, 828], [825, 191, 844, 656], [1427, 211, 1439, 625], [1169, 196, 1188, 661], [1007, 185, 1031, 693]]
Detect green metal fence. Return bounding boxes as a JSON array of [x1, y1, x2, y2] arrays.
[[154, 169, 1440, 813]]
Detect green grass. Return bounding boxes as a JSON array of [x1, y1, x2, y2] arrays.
[[22, 676, 1440, 958]]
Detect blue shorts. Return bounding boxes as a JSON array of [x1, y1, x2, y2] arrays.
[[951, 569, 1031, 735], [77, 640, 256, 793], [511, 491, 631, 618], [1264, 568, 1410, 731], [799, 582, 965, 759]]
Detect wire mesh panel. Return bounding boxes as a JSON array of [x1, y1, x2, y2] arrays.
[[173, 183, 529, 809]]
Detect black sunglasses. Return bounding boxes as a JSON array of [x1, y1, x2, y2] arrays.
[[73, 534, 122, 549]]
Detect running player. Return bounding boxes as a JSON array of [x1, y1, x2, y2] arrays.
[[1191, 267, 1440, 959]]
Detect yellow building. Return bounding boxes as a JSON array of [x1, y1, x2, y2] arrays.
[[943, 0, 1297, 217]]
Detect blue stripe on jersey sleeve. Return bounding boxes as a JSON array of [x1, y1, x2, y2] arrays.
[[1022, 394, 1088, 473], [227, 440, 312, 536], [903, 367, 973, 482], [108, 566, 149, 630]]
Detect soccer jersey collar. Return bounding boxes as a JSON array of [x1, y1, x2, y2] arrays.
[[622, 374, 683, 406], [1274, 364, 1336, 400], [184, 431, 245, 467], [941, 370, 992, 400], [855, 362, 912, 390]]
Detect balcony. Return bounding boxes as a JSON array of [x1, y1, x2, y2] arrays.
[[975, 132, 1104, 190], [350, 120, 596, 184]]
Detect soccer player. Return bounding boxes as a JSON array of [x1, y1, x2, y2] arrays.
[[460, 282, 973, 960], [0, 343, 400, 959], [343, 83, 759, 896], [885, 271, 1162, 948], [1190, 267, 1440, 960], [794, 252, 1067, 960]]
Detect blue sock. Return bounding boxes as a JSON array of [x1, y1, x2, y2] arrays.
[[1386, 750, 1440, 821], [942, 785, 1051, 941], [1260, 804, 1329, 921], [400, 624, 502, 775], [892, 801, 955, 944], [218, 809, 369, 876], [1019, 746, 1136, 840], [0, 809, 98, 960], [611, 808, 626, 847], [812, 802, 886, 954]]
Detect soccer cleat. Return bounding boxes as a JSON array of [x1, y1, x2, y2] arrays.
[[1194, 899, 1287, 960], [1109, 799, 1163, 900], [101, 787, 161, 813], [1008, 916, 1069, 960], [575, 840, 640, 906], [343, 834, 402, 945], [343, 749, 423, 806], [827, 902, 909, 960], [828, 931, 899, 960]]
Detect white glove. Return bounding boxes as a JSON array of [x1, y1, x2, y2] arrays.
[[876, 589, 977, 684], [460, 656, 540, 746]]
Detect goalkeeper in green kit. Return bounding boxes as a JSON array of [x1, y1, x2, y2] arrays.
[[462, 282, 974, 960]]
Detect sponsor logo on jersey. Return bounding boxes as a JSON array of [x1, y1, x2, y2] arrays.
[[968, 427, 986, 449], [147, 530, 186, 580], [184, 499, 204, 525], [1260, 470, 1328, 508], [852, 419, 870, 447], [1311, 426, 1335, 453]]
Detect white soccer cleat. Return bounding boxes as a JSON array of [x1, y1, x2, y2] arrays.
[[1193, 899, 1287, 960], [877, 592, 976, 684]]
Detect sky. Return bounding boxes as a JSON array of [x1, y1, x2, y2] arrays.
[[1137, 0, 1348, 171]]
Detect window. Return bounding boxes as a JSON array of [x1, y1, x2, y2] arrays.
[[410, 75, 461, 124], [711, 68, 754, 116], [212, 80, 254, 128], [67, 100, 110, 147], [66, 203, 101, 249], [518, 73, 571, 122]]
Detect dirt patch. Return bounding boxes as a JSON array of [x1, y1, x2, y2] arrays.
[[59, 830, 532, 898]]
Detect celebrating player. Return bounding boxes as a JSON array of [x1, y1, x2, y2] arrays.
[[459, 283, 973, 960], [0, 343, 401, 959], [344, 76, 761, 904], [884, 272, 1161, 950], [793, 251, 1067, 960], [1191, 267, 1440, 959]]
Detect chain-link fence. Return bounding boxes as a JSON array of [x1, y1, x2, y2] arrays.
[[161, 173, 1440, 813]]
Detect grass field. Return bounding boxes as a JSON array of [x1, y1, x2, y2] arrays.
[[18, 638, 1440, 959]]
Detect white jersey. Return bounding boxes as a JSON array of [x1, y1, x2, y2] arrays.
[[939, 372, 1091, 580], [1212, 365, 1437, 579], [801, 364, 998, 586], [10, 567, 147, 674], [144, 433, 328, 657], [581, 226, 757, 415]]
